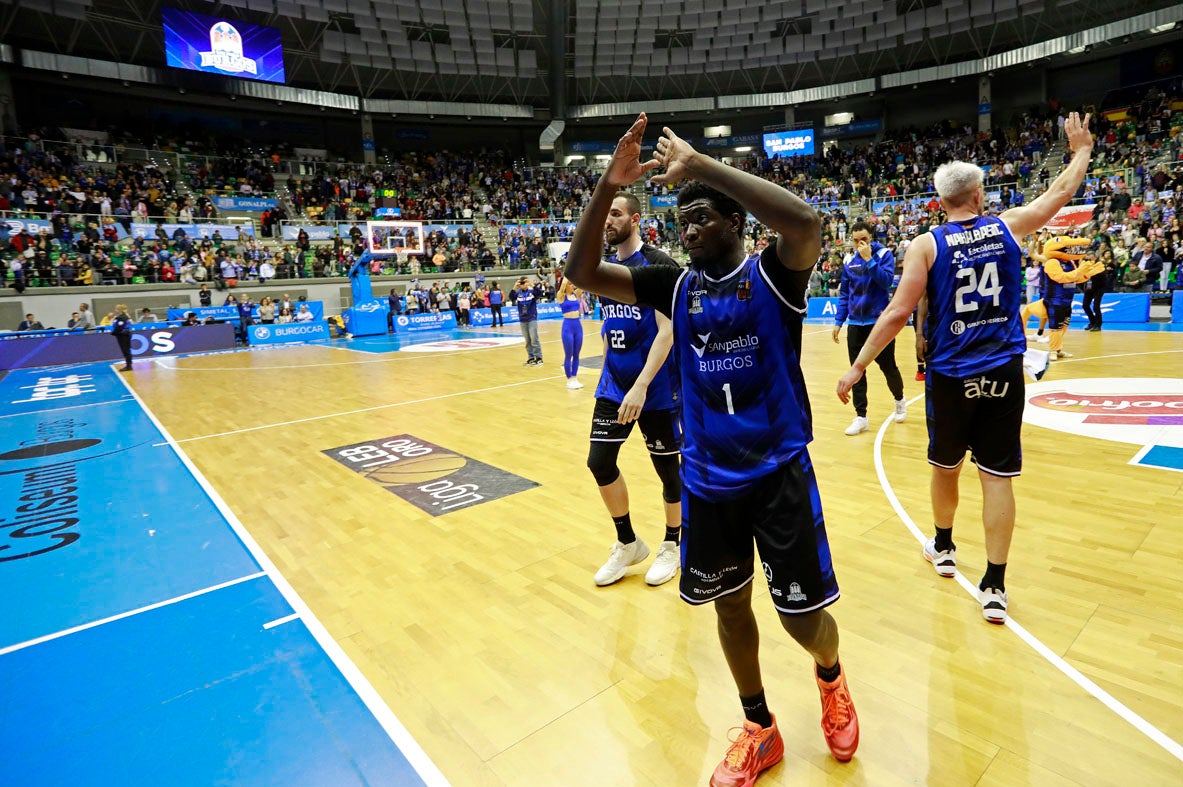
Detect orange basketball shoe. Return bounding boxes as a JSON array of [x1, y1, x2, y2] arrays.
[[816, 667, 859, 762], [709, 715, 784, 787]]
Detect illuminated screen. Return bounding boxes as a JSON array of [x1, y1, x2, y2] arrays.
[[163, 7, 285, 83], [762, 129, 815, 158]]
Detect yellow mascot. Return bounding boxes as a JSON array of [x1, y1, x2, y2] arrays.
[[1021, 236, 1104, 359]]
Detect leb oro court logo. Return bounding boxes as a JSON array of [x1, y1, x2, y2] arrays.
[[323, 434, 537, 515]]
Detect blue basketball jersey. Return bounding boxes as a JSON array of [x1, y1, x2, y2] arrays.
[[1041, 259, 1078, 307], [595, 248, 677, 410], [672, 254, 813, 499], [926, 215, 1025, 377]]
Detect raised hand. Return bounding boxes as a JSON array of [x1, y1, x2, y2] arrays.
[[604, 113, 660, 188], [651, 126, 698, 187], [1064, 112, 1093, 155]]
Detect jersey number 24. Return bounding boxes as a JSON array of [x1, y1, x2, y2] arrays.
[[954, 261, 1002, 313]]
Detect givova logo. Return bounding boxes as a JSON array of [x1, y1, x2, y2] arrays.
[[323, 434, 538, 516], [1026, 377, 1183, 473]]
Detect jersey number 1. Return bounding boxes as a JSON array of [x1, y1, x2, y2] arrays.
[[954, 261, 1002, 313], [722, 382, 735, 415]]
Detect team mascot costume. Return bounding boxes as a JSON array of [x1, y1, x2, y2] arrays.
[[1020, 236, 1104, 360], [343, 249, 389, 337]]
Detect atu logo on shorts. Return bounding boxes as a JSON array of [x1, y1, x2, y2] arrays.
[[1025, 377, 1183, 473], [323, 434, 538, 516]]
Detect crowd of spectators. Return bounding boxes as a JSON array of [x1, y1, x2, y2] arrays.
[[4, 80, 1181, 295]]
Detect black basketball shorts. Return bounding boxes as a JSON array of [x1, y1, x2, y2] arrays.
[[589, 397, 681, 455], [925, 356, 1024, 477], [679, 454, 840, 615]]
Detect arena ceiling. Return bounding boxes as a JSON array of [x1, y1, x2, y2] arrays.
[[1, 0, 1180, 107]]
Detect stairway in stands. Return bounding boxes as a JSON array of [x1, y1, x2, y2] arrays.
[[469, 182, 502, 250], [1023, 136, 1067, 202]]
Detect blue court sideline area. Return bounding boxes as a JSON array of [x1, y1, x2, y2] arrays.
[[0, 364, 443, 786]]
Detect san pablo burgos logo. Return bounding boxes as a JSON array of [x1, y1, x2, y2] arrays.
[[254, 326, 271, 340], [691, 332, 761, 358], [200, 22, 258, 75]]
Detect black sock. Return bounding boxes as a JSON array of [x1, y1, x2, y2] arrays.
[[980, 561, 1007, 592], [933, 526, 954, 553], [816, 660, 841, 683], [740, 690, 773, 728], [613, 513, 635, 544], [664, 525, 680, 544]]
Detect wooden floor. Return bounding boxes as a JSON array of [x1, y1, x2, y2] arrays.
[[129, 322, 1183, 786]]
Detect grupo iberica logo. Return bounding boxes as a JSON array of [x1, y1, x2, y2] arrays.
[[322, 434, 538, 515], [1025, 378, 1183, 473]]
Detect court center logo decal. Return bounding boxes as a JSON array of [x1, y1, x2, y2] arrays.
[[398, 336, 523, 353], [1025, 377, 1183, 473], [323, 434, 538, 515]]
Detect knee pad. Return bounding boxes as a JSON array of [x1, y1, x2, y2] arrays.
[[649, 452, 682, 504], [586, 441, 622, 487]]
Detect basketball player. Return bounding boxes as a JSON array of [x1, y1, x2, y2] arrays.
[[566, 113, 859, 785], [837, 112, 1095, 624], [831, 220, 907, 435], [587, 192, 683, 588]]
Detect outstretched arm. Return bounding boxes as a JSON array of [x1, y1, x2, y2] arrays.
[[653, 128, 820, 271], [564, 114, 659, 305], [1002, 113, 1093, 238]]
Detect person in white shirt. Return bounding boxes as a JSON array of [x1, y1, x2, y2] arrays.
[[295, 304, 314, 322], [76, 303, 96, 330]]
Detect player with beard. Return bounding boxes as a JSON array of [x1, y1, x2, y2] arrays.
[[566, 114, 859, 786], [586, 191, 684, 589]]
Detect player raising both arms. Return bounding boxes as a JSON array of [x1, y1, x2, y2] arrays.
[[566, 113, 859, 787]]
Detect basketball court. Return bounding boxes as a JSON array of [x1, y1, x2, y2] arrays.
[[3, 318, 1181, 785]]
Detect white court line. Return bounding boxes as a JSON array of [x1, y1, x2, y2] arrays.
[[158, 374, 563, 446], [154, 333, 570, 371], [0, 572, 266, 657], [0, 396, 134, 420], [114, 370, 451, 787], [263, 613, 300, 630], [873, 395, 1183, 763], [1052, 348, 1183, 365]]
